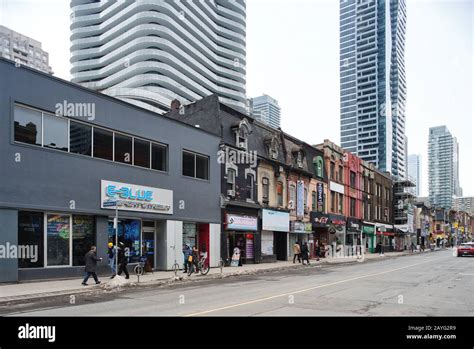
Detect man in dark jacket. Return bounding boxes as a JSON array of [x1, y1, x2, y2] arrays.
[[117, 242, 130, 279], [301, 242, 310, 265], [182, 244, 192, 273], [82, 246, 102, 286]]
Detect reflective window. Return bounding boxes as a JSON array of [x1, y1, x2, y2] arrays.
[[183, 151, 195, 177], [196, 154, 209, 180], [93, 128, 113, 160], [43, 114, 68, 151], [18, 211, 44, 268], [73, 216, 96, 266], [134, 138, 150, 168], [14, 105, 42, 146], [69, 121, 92, 156], [151, 143, 167, 171], [114, 133, 132, 164], [46, 214, 70, 266]]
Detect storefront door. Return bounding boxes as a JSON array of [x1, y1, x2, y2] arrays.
[[142, 221, 155, 269], [274, 232, 287, 261]]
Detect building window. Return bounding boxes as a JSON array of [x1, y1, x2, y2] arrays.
[[72, 216, 96, 266], [151, 143, 167, 171], [46, 214, 71, 266], [289, 184, 296, 210], [313, 156, 324, 178], [350, 198, 356, 217], [262, 177, 270, 203], [182, 150, 209, 180], [69, 121, 92, 156], [134, 138, 150, 168], [277, 181, 283, 206], [246, 174, 255, 201], [93, 128, 113, 161], [18, 211, 44, 268], [114, 133, 132, 164], [42, 114, 68, 151], [304, 187, 308, 211], [312, 191, 317, 211], [331, 191, 336, 212], [338, 193, 343, 214], [367, 203, 371, 220], [14, 104, 42, 146], [350, 171, 356, 188], [338, 165, 343, 182], [330, 162, 335, 180], [227, 168, 236, 192]]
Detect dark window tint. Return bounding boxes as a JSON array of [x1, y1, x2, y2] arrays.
[[93, 128, 113, 160], [43, 114, 68, 151], [73, 216, 96, 266], [152, 143, 167, 171], [196, 154, 209, 180], [134, 138, 150, 168], [69, 121, 92, 156], [18, 211, 44, 268], [14, 105, 42, 146], [114, 133, 132, 164], [183, 151, 195, 177]]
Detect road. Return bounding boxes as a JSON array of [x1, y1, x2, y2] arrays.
[[3, 249, 474, 316]]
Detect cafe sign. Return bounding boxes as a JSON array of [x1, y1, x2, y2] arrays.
[[101, 180, 173, 214]]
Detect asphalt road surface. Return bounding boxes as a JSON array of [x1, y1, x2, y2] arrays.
[[4, 249, 474, 316]]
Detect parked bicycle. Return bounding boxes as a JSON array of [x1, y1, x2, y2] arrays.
[[170, 245, 180, 277], [188, 254, 210, 276]]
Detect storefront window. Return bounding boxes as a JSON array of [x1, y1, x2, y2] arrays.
[[73, 216, 96, 266], [70, 121, 92, 156], [108, 219, 141, 262], [18, 211, 44, 268], [46, 214, 71, 266], [14, 104, 42, 146], [183, 223, 197, 247]]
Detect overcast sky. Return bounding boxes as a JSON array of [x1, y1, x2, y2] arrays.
[[1, 0, 473, 196]]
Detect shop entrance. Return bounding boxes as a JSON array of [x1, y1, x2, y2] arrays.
[[274, 232, 287, 261], [142, 221, 155, 269], [228, 232, 255, 264], [108, 219, 141, 263]]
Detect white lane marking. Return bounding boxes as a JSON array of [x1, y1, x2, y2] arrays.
[[184, 257, 441, 316]]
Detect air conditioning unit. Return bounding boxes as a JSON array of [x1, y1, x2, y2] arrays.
[[227, 189, 235, 197], [297, 161, 303, 169], [239, 142, 246, 149], [288, 200, 295, 209]]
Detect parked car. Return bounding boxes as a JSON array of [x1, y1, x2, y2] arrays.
[[457, 243, 474, 257]]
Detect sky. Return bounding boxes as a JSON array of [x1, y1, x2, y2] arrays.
[[1, 0, 473, 197]]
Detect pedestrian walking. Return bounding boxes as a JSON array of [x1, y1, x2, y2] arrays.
[[107, 242, 116, 278], [301, 242, 310, 265], [315, 242, 321, 261], [116, 242, 130, 279], [182, 244, 192, 273], [191, 245, 199, 272], [82, 246, 102, 286], [293, 241, 301, 263]]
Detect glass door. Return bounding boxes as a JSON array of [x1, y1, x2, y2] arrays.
[[142, 221, 155, 269]]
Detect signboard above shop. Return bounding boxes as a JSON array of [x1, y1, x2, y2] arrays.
[[226, 214, 258, 231], [101, 180, 173, 214], [262, 210, 289, 232]]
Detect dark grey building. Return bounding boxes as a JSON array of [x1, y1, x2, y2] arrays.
[[0, 58, 221, 282]]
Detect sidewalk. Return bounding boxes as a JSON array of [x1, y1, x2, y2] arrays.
[[0, 250, 434, 305]]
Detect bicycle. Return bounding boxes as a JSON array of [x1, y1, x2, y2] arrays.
[[187, 254, 210, 276], [170, 245, 180, 277]]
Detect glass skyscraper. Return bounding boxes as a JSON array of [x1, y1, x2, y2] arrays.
[[339, 0, 407, 179]]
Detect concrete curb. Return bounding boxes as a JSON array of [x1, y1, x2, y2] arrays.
[[0, 249, 444, 306]]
